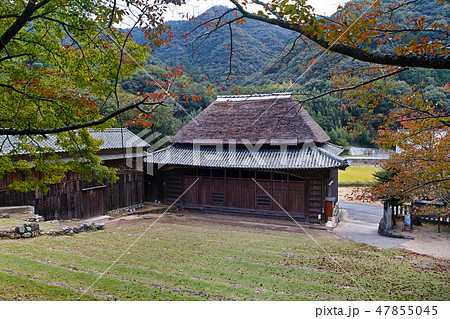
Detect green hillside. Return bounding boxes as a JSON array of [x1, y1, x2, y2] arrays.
[[122, 1, 450, 146]]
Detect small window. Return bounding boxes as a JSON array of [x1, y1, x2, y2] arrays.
[[212, 169, 225, 178], [241, 170, 255, 179], [212, 192, 225, 203], [184, 168, 196, 176], [256, 171, 271, 180], [273, 173, 287, 181], [257, 195, 271, 206], [226, 169, 240, 178], [198, 169, 210, 177], [289, 175, 304, 181]]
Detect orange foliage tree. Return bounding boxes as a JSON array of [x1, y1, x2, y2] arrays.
[[206, 0, 449, 214], [350, 87, 449, 217]]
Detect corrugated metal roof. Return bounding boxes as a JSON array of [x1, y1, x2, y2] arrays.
[[349, 146, 392, 158], [0, 128, 149, 155], [146, 145, 348, 170], [321, 142, 345, 156]]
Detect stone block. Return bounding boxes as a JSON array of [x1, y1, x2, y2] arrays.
[[15, 225, 26, 234], [95, 223, 105, 230]]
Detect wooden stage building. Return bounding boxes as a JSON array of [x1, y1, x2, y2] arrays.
[[146, 93, 348, 223]]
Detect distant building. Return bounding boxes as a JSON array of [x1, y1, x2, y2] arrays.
[[0, 128, 148, 220], [348, 146, 392, 158], [146, 93, 348, 223], [345, 146, 393, 165]]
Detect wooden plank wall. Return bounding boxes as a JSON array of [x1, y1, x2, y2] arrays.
[[163, 169, 183, 203], [0, 170, 144, 220], [172, 168, 330, 223]]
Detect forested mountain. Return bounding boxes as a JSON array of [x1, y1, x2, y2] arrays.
[[123, 1, 450, 147], [130, 6, 295, 84]]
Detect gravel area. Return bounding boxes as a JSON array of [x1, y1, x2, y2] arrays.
[[398, 224, 450, 261]]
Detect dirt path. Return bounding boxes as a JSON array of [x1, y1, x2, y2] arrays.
[[397, 224, 450, 261], [107, 210, 330, 235], [338, 189, 450, 260]]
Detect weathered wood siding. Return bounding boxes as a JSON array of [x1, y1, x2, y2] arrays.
[[157, 167, 333, 223], [163, 169, 182, 204], [0, 171, 143, 220]]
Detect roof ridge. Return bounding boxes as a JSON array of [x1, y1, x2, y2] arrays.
[[216, 92, 292, 101], [88, 127, 127, 131]]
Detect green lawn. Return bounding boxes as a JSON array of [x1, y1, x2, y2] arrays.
[[0, 215, 448, 301], [339, 166, 380, 186]]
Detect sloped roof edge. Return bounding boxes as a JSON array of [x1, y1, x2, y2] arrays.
[[146, 144, 348, 170], [0, 128, 150, 156]]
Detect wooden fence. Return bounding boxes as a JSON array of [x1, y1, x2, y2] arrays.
[[390, 202, 449, 224], [0, 170, 143, 220]]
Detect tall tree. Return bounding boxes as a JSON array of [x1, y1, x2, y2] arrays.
[[0, 0, 180, 191]]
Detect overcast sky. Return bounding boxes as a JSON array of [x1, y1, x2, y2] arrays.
[[163, 0, 348, 21]]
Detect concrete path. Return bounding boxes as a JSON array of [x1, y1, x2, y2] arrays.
[[334, 202, 411, 249]]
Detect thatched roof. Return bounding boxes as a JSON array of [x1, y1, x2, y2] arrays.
[[172, 93, 330, 145]]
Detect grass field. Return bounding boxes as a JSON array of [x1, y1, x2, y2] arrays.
[[338, 166, 380, 186], [0, 214, 448, 301]]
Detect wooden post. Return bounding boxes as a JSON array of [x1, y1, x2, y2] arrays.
[[438, 217, 441, 233], [392, 204, 396, 226]]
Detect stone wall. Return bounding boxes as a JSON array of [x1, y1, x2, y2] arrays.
[[0, 222, 105, 239], [0, 222, 40, 239], [45, 222, 105, 236]]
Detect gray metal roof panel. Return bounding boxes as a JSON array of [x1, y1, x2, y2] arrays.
[[146, 145, 348, 170], [321, 142, 345, 156], [0, 128, 149, 155]]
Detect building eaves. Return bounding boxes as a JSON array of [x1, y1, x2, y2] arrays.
[[146, 145, 348, 170]]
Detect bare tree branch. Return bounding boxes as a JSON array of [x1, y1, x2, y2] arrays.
[[0, 0, 53, 53], [227, 23, 233, 84], [108, 0, 117, 29], [0, 97, 166, 136], [228, 0, 450, 69], [377, 93, 450, 127], [265, 67, 410, 134], [0, 53, 32, 63]]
